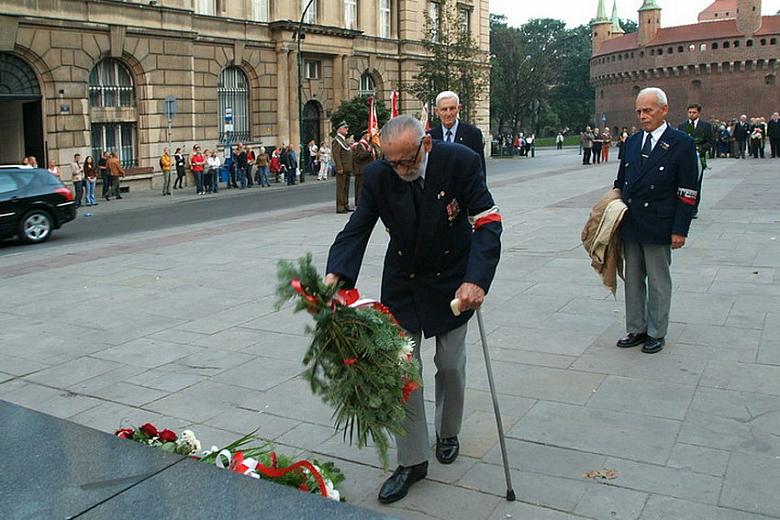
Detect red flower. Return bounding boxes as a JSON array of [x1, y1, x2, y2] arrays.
[[298, 483, 310, 492], [115, 428, 135, 439], [158, 429, 177, 443], [343, 357, 358, 366], [336, 288, 360, 306], [401, 379, 420, 403], [139, 423, 158, 437]]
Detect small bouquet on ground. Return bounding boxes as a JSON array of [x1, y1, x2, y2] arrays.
[[115, 424, 344, 501], [275, 254, 422, 469]]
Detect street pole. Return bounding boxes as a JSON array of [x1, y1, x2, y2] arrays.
[[297, 0, 315, 184]]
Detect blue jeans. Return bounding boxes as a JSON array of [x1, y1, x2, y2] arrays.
[[238, 167, 246, 189], [195, 171, 204, 193], [85, 179, 96, 205], [258, 166, 270, 186]]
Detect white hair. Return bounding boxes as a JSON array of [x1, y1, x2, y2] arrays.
[[637, 87, 668, 107], [381, 114, 424, 142], [435, 90, 460, 107]]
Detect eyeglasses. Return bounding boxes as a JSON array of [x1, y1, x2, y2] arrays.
[[385, 138, 424, 169]]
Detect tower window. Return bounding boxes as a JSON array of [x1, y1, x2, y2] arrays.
[[712, 42, 718, 49], [723, 41, 730, 48], [733, 40, 740, 47], [747, 40, 753, 47]]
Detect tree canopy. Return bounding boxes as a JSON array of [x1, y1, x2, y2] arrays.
[[329, 96, 390, 139]]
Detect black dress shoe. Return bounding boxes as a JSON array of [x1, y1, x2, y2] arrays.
[[435, 435, 459, 464], [642, 337, 665, 354], [616, 332, 648, 348], [378, 462, 428, 504]]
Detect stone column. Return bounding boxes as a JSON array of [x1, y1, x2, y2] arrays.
[[288, 48, 300, 148], [333, 54, 344, 109], [276, 48, 290, 146], [341, 54, 351, 104]]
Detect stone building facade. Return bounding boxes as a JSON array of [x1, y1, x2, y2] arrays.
[[590, 0, 780, 131], [0, 0, 489, 187]]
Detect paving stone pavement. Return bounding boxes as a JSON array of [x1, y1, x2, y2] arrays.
[[2, 152, 780, 519]]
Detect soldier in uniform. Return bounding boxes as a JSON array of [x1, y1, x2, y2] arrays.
[[614, 87, 698, 355], [352, 129, 379, 208], [677, 103, 713, 218], [332, 121, 354, 213]]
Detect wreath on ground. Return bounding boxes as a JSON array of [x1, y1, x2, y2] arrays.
[[275, 254, 422, 468]]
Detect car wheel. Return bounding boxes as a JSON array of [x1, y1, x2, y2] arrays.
[[19, 209, 53, 244]]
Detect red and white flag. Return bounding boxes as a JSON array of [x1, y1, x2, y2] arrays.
[[391, 91, 400, 118], [368, 96, 381, 146], [420, 102, 431, 132]]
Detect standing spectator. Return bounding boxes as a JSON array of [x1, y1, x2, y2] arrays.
[[678, 103, 714, 218], [756, 117, 768, 158], [173, 147, 186, 189], [255, 146, 270, 187], [750, 124, 764, 159], [734, 115, 750, 159], [234, 144, 248, 189], [617, 127, 629, 160], [768, 112, 780, 158], [160, 147, 172, 196], [613, 87, 698, 355], [270, 148, 283, 183], [717, 124, 730, 157], [190, 145, 205, 195], [308, 140, 319, 176], [285, 144, 299, 185], [556, 132, 564, 150], [99, 152, 111, 200], [332, 121, 353, 212], [70, 153, 84, 207], [29, 156, 39, 168], [601, 128, 611, 163], [107, 152, 125, 199], [207, 149, 221, 193], [202, 149, 213, 192], [47, 159, 61, 178], [581, 127, 594, 165], [83, 155, 98, 206], [245, 146, 255, 187], [592, 128, 603, 164], [526, 133, 536, 158], [20, 157, 31, 168], [428, 90, 486, 179], [317, 141, 331, 180]]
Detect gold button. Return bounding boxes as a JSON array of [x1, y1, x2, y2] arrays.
[[444, 250, 450, 255], [409, 273, 416, 279], [435, 272, 441, 277], [398, 250, 403, 256]]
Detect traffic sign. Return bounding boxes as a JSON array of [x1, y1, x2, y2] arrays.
[[164, 96, 177, 120]]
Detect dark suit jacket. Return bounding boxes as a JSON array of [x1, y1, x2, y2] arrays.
[[326, 142, 502, 337], [768, 119, 780, 139], [734, 122, 751, 140], [613, 126, 698, 245], [677, 120, 714, 152], [430, 122, 486, 179]]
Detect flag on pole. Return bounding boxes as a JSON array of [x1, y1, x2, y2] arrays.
[[391, 91, 400, 118], [368, 96, 381, 146], [420, 101, 431, 132]]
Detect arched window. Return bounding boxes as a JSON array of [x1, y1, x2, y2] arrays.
[[358, 71, 376, 96], [89, 58, 137, 168], [89, 58, 134, 108], [218, 66, 250, 143]]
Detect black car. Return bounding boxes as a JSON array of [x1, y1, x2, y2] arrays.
[[0, 166, 77, 244]]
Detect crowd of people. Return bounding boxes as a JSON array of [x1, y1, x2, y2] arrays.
[[579, 110, 780, 166], [492, 132, 537, 157]]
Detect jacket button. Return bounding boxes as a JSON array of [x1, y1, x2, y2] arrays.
[[650, 184, 655, 190], [444, 250, 450, 255], [627, 198, 632, 203], [409, 273, 416, 279], [624, 181, 628, 186], [385, 227, 390, 233], [435, 272, 441, 278], [643, 202, 649, 207], [398, 250, 403, 256]]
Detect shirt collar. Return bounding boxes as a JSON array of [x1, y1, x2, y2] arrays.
[[647, 121, 668, 144]]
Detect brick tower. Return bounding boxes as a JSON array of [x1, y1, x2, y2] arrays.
[[736, 0, 762, 35], [591, 0, 612, 55], [637, 0, 662, 47]]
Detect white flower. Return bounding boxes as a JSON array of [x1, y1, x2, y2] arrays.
[[399, 339, 414, 362], [325, 480, 340, 501]]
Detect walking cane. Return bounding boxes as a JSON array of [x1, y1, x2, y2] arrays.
[[451, 298, 516, 501]]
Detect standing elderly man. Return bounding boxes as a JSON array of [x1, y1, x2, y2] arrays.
[[768, 112, 780, 159], [325, 115, 502, 504], [429, 91, 486, 179], [614, 87, 698, 354], [332, 120, 354, 213], [734, 114, 751, 159]]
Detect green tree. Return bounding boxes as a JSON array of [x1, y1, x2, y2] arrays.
[[329, 96, 390, 138], [409, 0, 489, 124], [620, 19, 638, 34], [547, 23, 595, 132]]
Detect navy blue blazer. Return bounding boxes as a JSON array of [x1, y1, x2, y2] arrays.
[[326, 142, 502, 337], [429, 122, 487, 179], [613, 125, 699, 244]]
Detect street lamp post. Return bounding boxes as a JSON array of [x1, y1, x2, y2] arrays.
[[296, 0, 315, 184]]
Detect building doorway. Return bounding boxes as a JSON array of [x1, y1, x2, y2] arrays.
[[302, 100, 322, 147], [0, 53, 44, 165]]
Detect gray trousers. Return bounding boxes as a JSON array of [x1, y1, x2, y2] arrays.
[[398, 322, 468, 467], [623, 240, 672, 339], [162, 169, 172, 194]]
